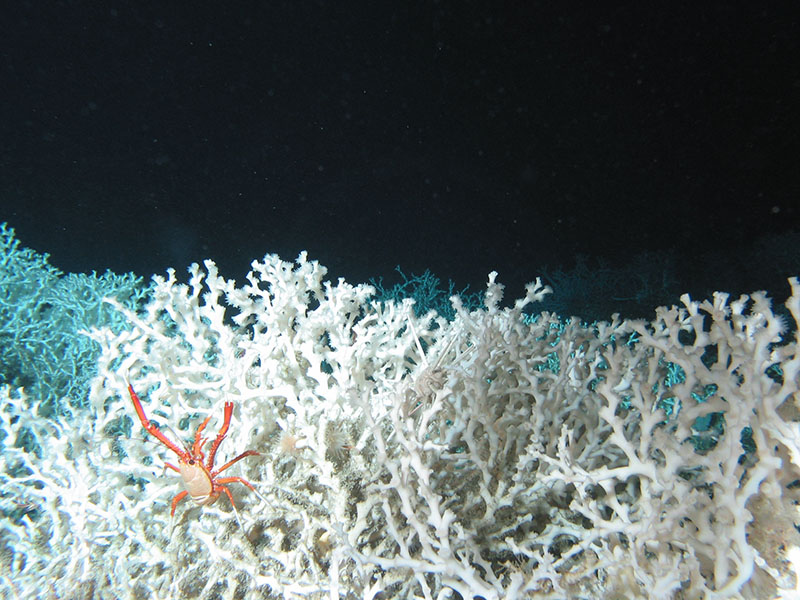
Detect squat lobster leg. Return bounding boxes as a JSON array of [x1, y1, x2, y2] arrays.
[[127, 384, 260, 517]]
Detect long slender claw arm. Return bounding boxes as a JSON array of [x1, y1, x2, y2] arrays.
[[206, 401, 234, 469], [192, 415, 213, 461], [127, 384, 189, 460]]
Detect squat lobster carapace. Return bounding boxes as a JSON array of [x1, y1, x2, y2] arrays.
[[127, 384, 260, 516]]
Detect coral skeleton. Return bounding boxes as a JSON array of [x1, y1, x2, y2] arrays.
[[1, 252, 799, 599]]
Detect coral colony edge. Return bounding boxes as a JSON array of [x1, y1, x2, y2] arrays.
[[1, 224, 800, 599]]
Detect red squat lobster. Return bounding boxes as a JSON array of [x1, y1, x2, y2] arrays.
[[128, 384, 260, 516]]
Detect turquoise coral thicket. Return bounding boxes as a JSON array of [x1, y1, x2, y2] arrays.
[[370, 266, 485, 320], [0, 223, 148, 415]]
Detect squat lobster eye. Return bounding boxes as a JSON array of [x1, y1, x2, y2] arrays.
[[127, 384, 261, 517]]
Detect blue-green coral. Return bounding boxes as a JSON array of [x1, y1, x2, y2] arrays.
[[0, 223, 149, 415], [370, 266, 484, 320]]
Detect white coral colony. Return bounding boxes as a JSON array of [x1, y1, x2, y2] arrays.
[[2, 251, 800, 599]]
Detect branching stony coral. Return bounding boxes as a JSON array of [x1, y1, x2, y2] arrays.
[[1, 251, 799, 599]]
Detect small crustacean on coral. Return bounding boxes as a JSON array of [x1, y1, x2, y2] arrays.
[[401, 312, 470, 418], [127, 384, 261, 517]]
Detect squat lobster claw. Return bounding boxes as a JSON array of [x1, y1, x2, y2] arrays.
[[127, 384, 260, 517]]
